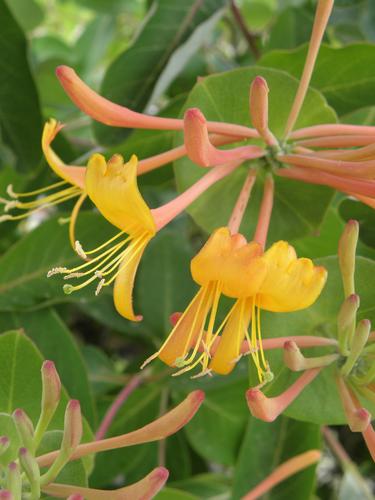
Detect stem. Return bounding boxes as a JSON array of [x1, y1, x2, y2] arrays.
[[95, 374, 144, 440], [253, 175, 274, 248], [157, 389, 169, 468], [230, 0, 260, 59], [228, 170, 256, 233], [152, 160, 242, 230], [284, 0, 334, 138], [276, 166, 375, 198], [323, 427, 352, 465], [291, 124, 375, 140], [243, 450, 320, 500]]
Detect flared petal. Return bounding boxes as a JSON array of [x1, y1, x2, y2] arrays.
[[191, 227, 267, 298], [158, 287, 213, 366], [42, 467, 169, 499], [42, 119, 85, 189], [258, 241, 327, 311], [113, 236, 152, 321], [209, 298, 252, 375], [85, 153, 156, 234]]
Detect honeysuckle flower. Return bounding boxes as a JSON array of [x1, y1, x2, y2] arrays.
[[47, 154, 242, 321], [142, 227, 327, 381], [0, 120, 86, 239]]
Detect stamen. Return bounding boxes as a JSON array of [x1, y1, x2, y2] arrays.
[[75, 241, 87, 260], [47, 267, 68, 277], [69, 193, 87, 250], [7, 180, 67, 198], [95, 279, 105, 296]]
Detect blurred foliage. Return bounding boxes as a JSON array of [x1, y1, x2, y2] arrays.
[[0, 0, 375, 498]]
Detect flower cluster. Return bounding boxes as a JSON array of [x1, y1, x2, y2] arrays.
[[0, 361, 203, 498]]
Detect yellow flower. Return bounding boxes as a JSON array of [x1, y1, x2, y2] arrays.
[[49, 153, 156, 321], [0, 120, 85, 234], [143, 228, 327, 381]]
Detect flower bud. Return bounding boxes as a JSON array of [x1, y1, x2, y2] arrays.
[[19, 448, 40, 498], [12, 409, 34, 450], [61, 400, 82, 454], [0, 436, 10, 456], [41, 360, 61, 417], [283, 341, 338, 371], [249, 76, 277, 146], [341, 319, 371, 376], [337, 294, 360, 354], [0, 490, 12, 499], [338, 220, 359, 297], [7, 462, 22, 500]]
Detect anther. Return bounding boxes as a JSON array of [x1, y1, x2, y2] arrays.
[[0, 215, 12, 222], [4, 201, 19, 212], [6, 184, 17, 198], [75, 240, 87, 260], [47, 267, 67, 277], [64, 272, 85, 279], [95, 279, 105, 296]]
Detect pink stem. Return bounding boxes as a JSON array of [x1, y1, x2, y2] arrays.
[[137, 133, 242, 175], [291, 124, 375, 140], [152, 160, 242, 230], [323, 427, 352, 465], [279, 154, 375, 179], [253, 175, 274, 248], [96, 374, 143, 440], [284, 0, 334, 138], [362, 423, 375, 461], [243, 450, 321, 500], [228, 170, 256, 233], [296, 134, 375, 148], [276, 166, 375, 197]]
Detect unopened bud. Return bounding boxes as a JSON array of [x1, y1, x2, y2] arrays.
[[41, 361, 61, 419], [341, 319, 371, 376], [7, 462, 22, 500], [0, 436, 10, 455], [338, 220, 359, 297], [62, 400, 82, 453], [350, 407, 371, 433], [337, 294, 360, 354], [19, 448, 40, 498], [284, 341, 339, 371], [13, 409, 34, 450], [249, 76, 277, 146], [0, 490, 12, 499]]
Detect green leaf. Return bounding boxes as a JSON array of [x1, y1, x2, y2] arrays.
[[138, 230, 195, 337], [155, 488, 198, 500], [232, 417, 320, 499], [259, 43, 375, 115], [0, 413, 21, 466], [95, 0, 228, 145], [170, 473, 231, 498], [339, 199, 375, 248], [174, 66, 336, 242], [173, 374, 249, 466], [0, 0, 43, 170], [0, 308, 96, 427], [5, 0, 44, 32]]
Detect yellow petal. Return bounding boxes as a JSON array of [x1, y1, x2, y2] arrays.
[[42, 119, 85, 189], [158, 286, 213, 366], [113, 236, 152, 321], [191, 227, 267, 298], [209, 298, 251, 375], [258, 241, 327, 312], [85, 153, 156, 235]]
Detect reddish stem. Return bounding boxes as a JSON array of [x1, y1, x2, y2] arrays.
[[253, 175, 274, 248], [228, 170, 256, 233], [96, 375, 143, 440]]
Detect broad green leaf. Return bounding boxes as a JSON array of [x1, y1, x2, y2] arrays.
[[171, 473, 231, 498], [95, 0, 228, 145], [172, 373, 249, 466], [155, 488, 198, 500], [0, 0, 43, 170], [0, 331, 94, 455], [0, 308, 96, 427], [339, 199, 375, 248], [5, 0, 44, 31], [138, 230, 195, 337], [0, 413, 21, 466], [259, 43, 375, 115], [0, 212, 115, 311], [232, 417, 320, 499], [174, 66, 336, 242]]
